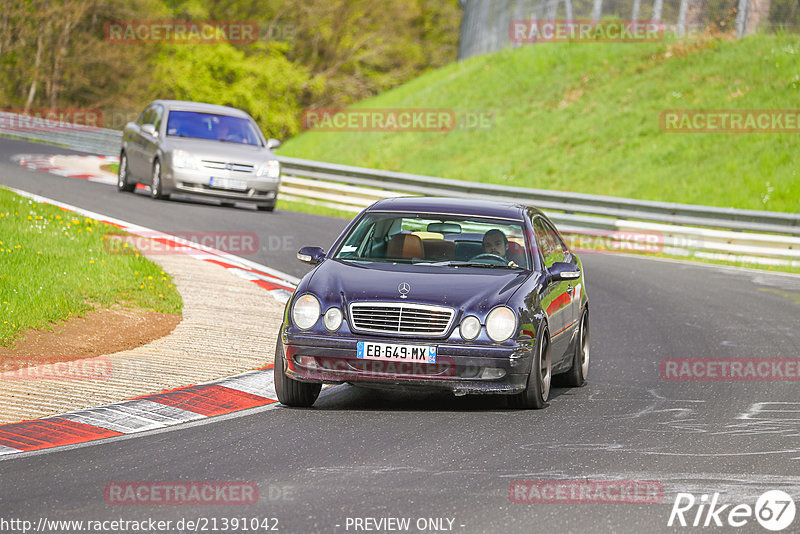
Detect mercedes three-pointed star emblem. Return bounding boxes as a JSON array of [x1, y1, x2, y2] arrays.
[[398, 282, 410, 298]]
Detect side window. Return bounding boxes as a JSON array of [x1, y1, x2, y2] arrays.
[[533, 218, 566, 269], [140, 107, 155, 126], [151, 105, 164, 133], [135, 108, 149, 125]]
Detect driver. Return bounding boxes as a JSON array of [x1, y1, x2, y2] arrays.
[[482, 229, 522, 267]]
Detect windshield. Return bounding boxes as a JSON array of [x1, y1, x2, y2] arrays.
[[333, 212, 530, 269], [165, 110, 263, 146]]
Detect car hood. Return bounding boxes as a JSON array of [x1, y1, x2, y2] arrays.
[[164, 137, 273, 163], [305, 259, 532, 314]]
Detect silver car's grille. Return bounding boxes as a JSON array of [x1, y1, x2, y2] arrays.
[[349, 302, 455, 337], [201, 160, 255, 173]]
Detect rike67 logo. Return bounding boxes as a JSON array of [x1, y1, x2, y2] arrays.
[[668, 491, 796, 531]]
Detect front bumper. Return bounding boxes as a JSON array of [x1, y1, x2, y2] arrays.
[[166, 167, 279, 203], [282, 332, 534, 395]]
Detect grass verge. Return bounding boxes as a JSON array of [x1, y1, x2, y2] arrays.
[[0, 187, 182, 346], [280, 32, 800, 214]]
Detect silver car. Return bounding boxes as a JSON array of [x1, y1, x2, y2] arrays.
[[118, 100, 282, 211]]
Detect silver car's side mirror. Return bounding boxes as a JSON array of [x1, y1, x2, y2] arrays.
[[142, 124, 157, 137], [267, 138, 281, 150]]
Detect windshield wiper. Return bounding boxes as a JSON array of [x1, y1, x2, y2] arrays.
[[431, 261, 521, 269]]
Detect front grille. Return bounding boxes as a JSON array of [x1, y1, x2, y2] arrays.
[[201, 160, 255, 173], [349, 302, 455, 337]]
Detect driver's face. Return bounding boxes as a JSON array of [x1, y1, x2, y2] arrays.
[[483, 236, 507, 256]]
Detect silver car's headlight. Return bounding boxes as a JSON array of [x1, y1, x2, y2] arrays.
[[256, 160, 280, 179], [172, 149, 200, 170], [459, 315, 481, 341], [323, 307, 343, 331], [485, 306, 516, 342], [292, 294, 321, 330]]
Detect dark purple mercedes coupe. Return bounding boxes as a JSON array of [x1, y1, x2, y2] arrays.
[[275, 197, 589, 409]]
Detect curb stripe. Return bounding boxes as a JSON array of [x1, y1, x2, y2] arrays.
[[211, 367, 277, 399], [56, 400, 205, 434], [0, 418, 123, 451], [145, 384, 275, 417]]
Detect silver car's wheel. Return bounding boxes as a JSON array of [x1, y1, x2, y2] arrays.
[[150, 160, 168, 200], [117, 153, 135, 192]]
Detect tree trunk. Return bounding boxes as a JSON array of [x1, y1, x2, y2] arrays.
[[24, 32, 44, 112], [591, 0, 603, 22], [746, 0, 772, 34], [652, 0, 664, 21]]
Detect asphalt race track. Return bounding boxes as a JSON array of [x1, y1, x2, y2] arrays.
[[1, 136, 799, 533]]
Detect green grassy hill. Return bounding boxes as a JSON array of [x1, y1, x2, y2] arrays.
[[279, 33, 800, 213]]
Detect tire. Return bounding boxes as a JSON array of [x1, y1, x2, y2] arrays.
[[117, 153, 135, 192], [150, 160, 169, 200], [274, 337, 321, 407], [562, 308, 589, 388], [508, 326, 551, 409], [257, 203, 275, 212]]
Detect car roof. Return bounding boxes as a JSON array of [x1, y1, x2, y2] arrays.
[[149, 100, 251, 118], [368, 197, 541, 220]]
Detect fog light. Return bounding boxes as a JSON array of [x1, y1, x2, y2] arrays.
[[480, 367, 506, 379], [296, 356, 318, 368]]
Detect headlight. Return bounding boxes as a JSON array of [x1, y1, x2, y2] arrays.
[[256, 160, 280, 179], [323, 307, 343, 331], [459, 315, 481, 341], [172, 149, 199, 169], [485, 306, 516, 342], [291, 294, 321, 330]]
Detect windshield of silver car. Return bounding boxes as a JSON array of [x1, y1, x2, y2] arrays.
[[166, 111, 262, 146]]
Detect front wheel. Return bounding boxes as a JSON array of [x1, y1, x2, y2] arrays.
[[150, 160, 169, 200], [508, 327, 551, 409], [274, 338, 321, 407], [117, 153, 135, 192], [562, 309, 589, 387], [256, 203, 275, 212]]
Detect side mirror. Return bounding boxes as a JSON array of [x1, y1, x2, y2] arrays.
[[297, 246, 326, 265], [141, 124, 157, 137], [548, 261, 581, 281], [267, 138, 281, 150]]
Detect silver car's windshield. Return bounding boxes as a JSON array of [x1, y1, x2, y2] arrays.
[[166, 111, 262, 146], [333, 212, 530, 270]]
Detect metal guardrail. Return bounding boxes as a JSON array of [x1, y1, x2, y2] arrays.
[[0, 111, 122, 157], [277, 156, 800, 236], [2, 111, 798, 267]]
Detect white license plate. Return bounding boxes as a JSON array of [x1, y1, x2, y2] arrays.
[[357, 341, 437, 363], [210, 177, 247, 191]]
